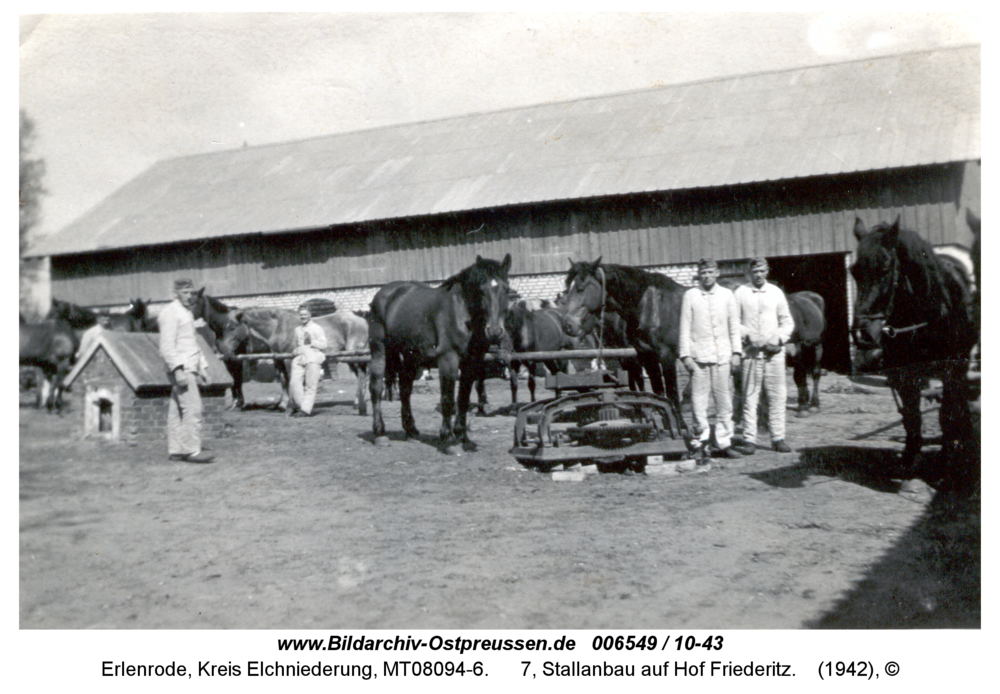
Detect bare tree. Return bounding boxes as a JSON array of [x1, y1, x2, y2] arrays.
[[20, 109, 47, 319], [20, 109, 46, 253]]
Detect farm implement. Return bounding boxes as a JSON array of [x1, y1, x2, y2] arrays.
[[508, 365, 690, 473]]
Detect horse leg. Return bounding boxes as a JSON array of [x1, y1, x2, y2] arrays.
[[641, 353, 664, 396], [509, 361, 520, 406], [939, 361, 974, 487], [792, 358, 810, 418], [892, 374, 924, 476], [51, 357, 73, 414], [628, 359, 645, 392], [475, 375, 488, 415], [368, 327, 389, 445], [662, 359, 688, 440], [453, 361, 480, 451], [809, 345, 823, 411], [398, 357, 421, 440], [226, 358, 244, 410], [37, 371, 52, 410], [437, 352, 460, 450]]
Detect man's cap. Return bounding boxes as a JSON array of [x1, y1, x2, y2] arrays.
[[174, 278, 195, 290], [750, 257, 769, 270], [697, 258, 718, 270]]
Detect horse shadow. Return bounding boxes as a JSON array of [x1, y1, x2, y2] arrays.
[[354, 429, 481, 453], [747, 446, 911, 494], [745, 445, 980, 627], [238, 402, 286, 412], [806, 485, 980, 628]]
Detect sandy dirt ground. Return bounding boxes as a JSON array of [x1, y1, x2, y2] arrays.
[[19, 369, 979, 629]]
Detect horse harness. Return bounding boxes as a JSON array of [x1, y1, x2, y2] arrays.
[[856, 245, 930, 340]]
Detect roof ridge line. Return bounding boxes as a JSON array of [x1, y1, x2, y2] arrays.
[[161, 43, 981, 163]]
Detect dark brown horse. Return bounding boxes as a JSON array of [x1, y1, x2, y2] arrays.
[[502, 300, 575, 405], [47, 299, 100, 329], [219, 307, 369, 415], [19, 315, 77, 412], [561, 258, 686, 417], [852, 216, 977, 486], [783, 291, 826, 416], [100, 298, 154, 332], [368, 254, 512, 453], [48, 298, 104, 369], [189, 289, 247, 409]]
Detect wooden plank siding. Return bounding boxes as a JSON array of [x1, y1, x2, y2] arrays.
[[51, 163, 972, 306]]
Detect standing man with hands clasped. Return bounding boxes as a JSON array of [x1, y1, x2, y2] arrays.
[[733, 257, 795, 454], [289, 303, 328, 417], [679, 258, 744, 462], [159, 278, 214, 463]]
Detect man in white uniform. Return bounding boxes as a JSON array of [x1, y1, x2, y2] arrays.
[[289, 304, 328, 417], [679, 259, 743, 461], [159, 279, 214, 463], [734, 258, 795, 454]]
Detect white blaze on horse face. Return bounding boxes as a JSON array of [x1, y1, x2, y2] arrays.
[[482, 279, 509, 341], [563, 275, 600, 337]]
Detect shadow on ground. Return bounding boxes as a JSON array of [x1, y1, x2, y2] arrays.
[[768, 445, 982, 628]]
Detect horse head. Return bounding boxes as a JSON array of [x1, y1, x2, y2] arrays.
[[48, 299, 100, 330], [191, 288, 234, 340], [217, 310, 249, 358], [481, 254, 512, 343], [561, 257, 605, 338], [127, 298, 146, 320], [134, 298, 158, 331], [851, 217, 902, 363], [852, 215, 961, 370], [451, 254, 512, 344]]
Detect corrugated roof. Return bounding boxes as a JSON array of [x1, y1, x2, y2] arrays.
[[29, 45, 980, 257]]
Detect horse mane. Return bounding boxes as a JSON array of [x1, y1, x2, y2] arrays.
[[869, 221, 956, 316], [566, 259, 684, 311], [203, 293, 232, 314]]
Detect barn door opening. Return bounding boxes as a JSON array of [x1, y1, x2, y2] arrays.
[[762, 253, 851, 374]]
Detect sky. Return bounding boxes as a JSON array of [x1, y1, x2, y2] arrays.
[[18, 10, 982, 248]]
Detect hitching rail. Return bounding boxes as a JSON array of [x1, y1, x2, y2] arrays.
[[229, 347, 639, 363]]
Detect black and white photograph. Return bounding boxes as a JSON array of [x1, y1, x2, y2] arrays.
[[18, 8, 983, 687]]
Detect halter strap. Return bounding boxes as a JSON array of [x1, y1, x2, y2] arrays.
[[858, 245, 932, 339], [882, 321, 929, 338]]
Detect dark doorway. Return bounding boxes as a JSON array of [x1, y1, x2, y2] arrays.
[[760, 253, 851, 374]]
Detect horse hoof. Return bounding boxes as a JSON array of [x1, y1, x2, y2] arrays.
[[796, 410, 810, 418], [374, 436, 390, 447], [444, 444, 463, 456]]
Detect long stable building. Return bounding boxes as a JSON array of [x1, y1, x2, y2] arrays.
[[27, 45, 981, 373]]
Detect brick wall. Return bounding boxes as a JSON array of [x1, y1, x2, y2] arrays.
[[209, 262, 712, 314], [135, 261, 743, 322]]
